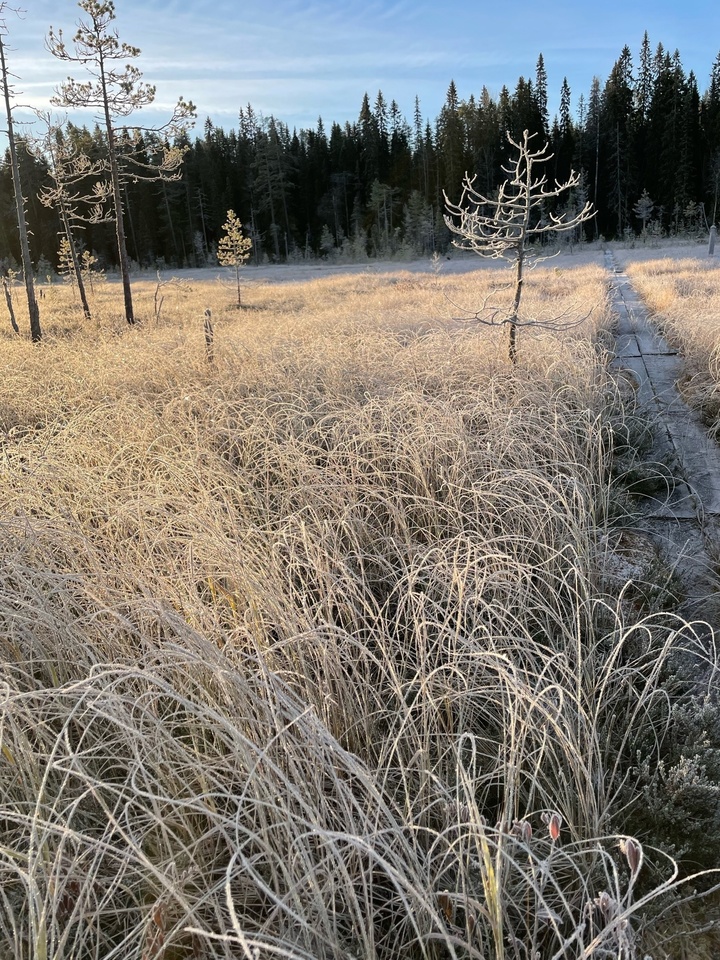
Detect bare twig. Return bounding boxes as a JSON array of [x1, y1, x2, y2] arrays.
[[150, 270, 193, 323]]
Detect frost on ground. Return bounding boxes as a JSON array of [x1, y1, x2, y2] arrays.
[[135, 236, 719, 290]]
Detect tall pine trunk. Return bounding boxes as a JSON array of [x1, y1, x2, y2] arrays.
[[100, 57, 135, 325], [60, 204, 91, 321], [0, 33, 41, 341]]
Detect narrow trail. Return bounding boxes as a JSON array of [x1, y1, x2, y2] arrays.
[[604, 249, 720, 632]]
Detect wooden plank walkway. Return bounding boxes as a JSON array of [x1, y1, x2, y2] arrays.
[[605, 249, 720, 631]]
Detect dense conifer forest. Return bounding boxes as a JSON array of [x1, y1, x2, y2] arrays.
[[5, 33, 720, 269]]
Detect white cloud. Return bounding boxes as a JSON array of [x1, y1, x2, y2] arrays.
[[2, 0, 720, 144]]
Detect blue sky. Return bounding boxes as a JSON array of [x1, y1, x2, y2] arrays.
[[5, 0, 720, 137]]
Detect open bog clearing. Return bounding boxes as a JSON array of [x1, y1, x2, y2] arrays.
[[1, 251, 719, 959]]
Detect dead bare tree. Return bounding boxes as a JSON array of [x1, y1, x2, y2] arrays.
[[444, 130, 595, 363], [0, 6, 41, 341]]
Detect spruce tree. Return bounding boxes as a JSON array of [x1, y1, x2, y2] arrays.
[[535, 53, 550, 138]]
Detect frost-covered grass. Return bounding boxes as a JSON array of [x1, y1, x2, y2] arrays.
[[0, 264, 718, 958], [621, 254, 720, 437]]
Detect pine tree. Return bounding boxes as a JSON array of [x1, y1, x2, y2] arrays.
[[357, 92, 379, 187], [560, 78, 572, 137], [48, 0, 195, 324], [373, 91, 391, 182], [251, 117, 294, 260], [512, 76, 544, 143], [437, 80, 466, 200], [585, 77, 602, 236], [649, 49, 688, 224], [32, 113, 110, 321], [217, 209, 252, 306], [702, 53, 720, 221], [555, 77, 575, 183], [633, 188, 654, 236], [601, 46, 636, 236], [636, 32, 654, 123], [472, 86, 502, 195]]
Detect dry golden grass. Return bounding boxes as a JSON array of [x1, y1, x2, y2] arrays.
[[622, 255, 720, 433], [0, 263, 717, 959]]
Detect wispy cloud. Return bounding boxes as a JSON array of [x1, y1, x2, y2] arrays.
[[5, 0, 720, 140]]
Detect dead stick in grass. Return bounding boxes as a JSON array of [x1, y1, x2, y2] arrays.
[[3, 277, 19, 335], [204, 308, 214, 365]]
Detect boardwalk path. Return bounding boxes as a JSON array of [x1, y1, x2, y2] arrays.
[[605, 249, 720, 630]]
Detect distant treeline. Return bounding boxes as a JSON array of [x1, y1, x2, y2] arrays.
[[5, 33, 720, 270]]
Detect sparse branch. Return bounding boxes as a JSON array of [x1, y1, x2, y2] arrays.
[[32, 110, 110, 218], [153, 269, 192, 323], [443, 129, 596, 363]]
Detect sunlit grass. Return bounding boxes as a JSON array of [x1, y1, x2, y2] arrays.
[[0, 262, 717, 959], [622, 253, 720, 434]]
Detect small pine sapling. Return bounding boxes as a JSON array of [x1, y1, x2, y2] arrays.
[[80, 250, 103, 294], [633, 189, 655, 240], [217, 210, 253, 307], [32, 111, 112, 321], [57, 236, 76, 291]]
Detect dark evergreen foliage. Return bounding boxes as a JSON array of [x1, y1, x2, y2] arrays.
[[5, 35, 720, 269]]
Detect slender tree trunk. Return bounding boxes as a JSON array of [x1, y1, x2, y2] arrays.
[[99, 55, 135, 324], [185, 181, 196, 265], [60, 204, 91, 321], [509, 244, 524, 365], [594, 115, 600, 241], [616, 123, 622, 237], [123, 184, 139, 263], [111, 147, 135, 324], [0, 33, 41, 341], [263, 151, 280, 260], [197, 189, 209, 258], [3, 276, 18, 334], [508, 147, 532, 365], [162, 181, 179, 260], [250, 210, 260, 265], [270, 132, 291, 247]]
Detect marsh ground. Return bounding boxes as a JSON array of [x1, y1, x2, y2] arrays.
[[1, 245, 718, 959]]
